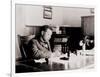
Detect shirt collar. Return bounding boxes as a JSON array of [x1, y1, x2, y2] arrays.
[[40, 37, 48, 44]]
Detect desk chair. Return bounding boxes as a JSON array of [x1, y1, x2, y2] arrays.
[[17, 35, 50, 73], [17, 35, 35, 59]]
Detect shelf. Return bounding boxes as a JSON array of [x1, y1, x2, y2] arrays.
[[53, 42, 67, 45], [53, 34, 67, 37]]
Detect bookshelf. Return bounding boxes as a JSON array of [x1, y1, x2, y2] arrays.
[[50, 26, 83, 56], [53, 34, 68, 54]]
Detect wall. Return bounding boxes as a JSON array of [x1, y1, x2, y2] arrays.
[[62, 7, 93, 27], [24, 5, 63, 26], [15, 4, 93, 59]]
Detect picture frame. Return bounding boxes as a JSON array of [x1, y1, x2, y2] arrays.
[[11, 0, 96, 77], [43, 6, 52, 19]]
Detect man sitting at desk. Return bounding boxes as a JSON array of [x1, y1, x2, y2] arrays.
[[28, 25, 53, 59]]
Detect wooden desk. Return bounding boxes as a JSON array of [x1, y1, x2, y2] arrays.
[[48, 50, 94, 70], [16, 50, 94, 73]]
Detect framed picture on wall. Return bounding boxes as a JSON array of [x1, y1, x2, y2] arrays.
[[43, 6, 52, 19]]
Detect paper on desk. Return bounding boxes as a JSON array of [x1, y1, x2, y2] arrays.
[[34, 58, 46, 63], [49, 53, 69, 64]]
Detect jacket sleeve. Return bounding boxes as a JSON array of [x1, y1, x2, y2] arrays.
[[31, 40, 52, 59]]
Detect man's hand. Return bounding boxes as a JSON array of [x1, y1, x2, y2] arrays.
[[50, 51, 61, 58]]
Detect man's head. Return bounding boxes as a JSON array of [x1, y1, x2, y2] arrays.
[[40, 25, 53, 42]]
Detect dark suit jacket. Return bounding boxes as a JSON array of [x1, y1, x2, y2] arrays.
[[28, 38, 52, 59]]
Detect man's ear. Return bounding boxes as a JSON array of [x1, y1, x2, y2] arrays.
[[41, 31, 44, 35]]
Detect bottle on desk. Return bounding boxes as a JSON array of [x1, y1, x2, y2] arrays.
[[82, 43, 86, 52], [81, 42, 86, 56]]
